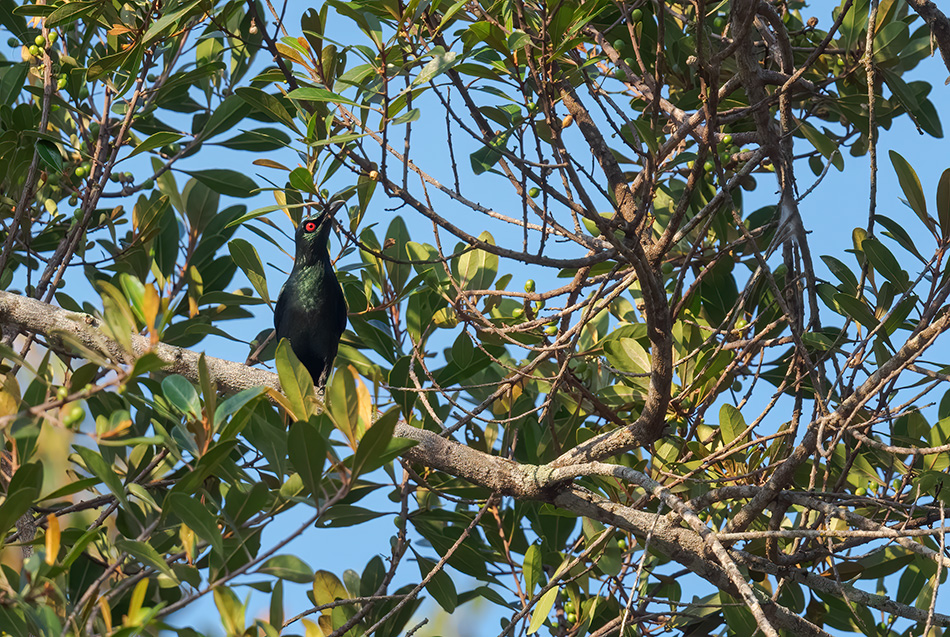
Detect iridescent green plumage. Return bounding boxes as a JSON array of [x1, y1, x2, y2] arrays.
[[274, 206, 347, 387]]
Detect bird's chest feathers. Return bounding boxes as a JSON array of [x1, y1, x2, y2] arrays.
[[283, 264, 341, 316]]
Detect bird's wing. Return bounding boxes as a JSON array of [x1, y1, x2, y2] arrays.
[[273, 286, 288, 336]]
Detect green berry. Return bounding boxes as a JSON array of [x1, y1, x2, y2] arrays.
[[68, 195, 78, 206], [34, 34, 46, 47], [528, 187, 540, 198], [630, 8, 643, 22], [48, 32, 57, 45], [142, 178, 154, 189], [63, 405, 85, 427], [566, 612, 577, 624], [7, 37, 18, 48], [512, 307, 524, 318], [612, 39, 626, 51], [55, 386, 69, 401], [617, 538, 628, 550], [28, 44, 40, 57], [722, 134, 733, 145], [713, 17, 726, 29], [855, 487, 867, 496], [563, 600, 576, 614], [703, 161, 714, 172], [543, 325, 558, 336], [524, 279, 535, 293], [56, 76, 67, 90]]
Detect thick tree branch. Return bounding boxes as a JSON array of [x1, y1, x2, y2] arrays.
[[4, 289, 940, 634], [906, 0, 950, 78]]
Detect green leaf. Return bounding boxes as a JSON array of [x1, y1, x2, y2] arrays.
[[235, 87, 299, 132], [288, 419, 326, 496], [798, 121, 842, 171], [0, 0, 29, 37], [820, 255, 859, 294], [455, 231, 498, 290], [862, 236, 909, 291], [888, 150, 930, 228], [413, 46, 458, 85], [166, 493, 224, 556], [897, 562, 929, 606], [603, 337, 649, 374], [833, 293, 879, 328], [937, 168, 950, 243], [0, 63, 28, 108], [415, 553, 457, 613], [141, 0, 199, 42], [390, 108, 420, 125], [523, 544, 543, 594], [275, 339, 316, 421], [351, 409, 398, 479], [161, 375, 201, 420], [257, 555, 313, 583], [286, 86, 360, 107], [214, 386, 266, 430], [0, 463, 42, 536], [75, 446, 130, 511], [217, 128, 290, 152], [35, 140, 63, 173], [719, 404, 745, 444], [127, 132, 183, 159], [213, 586, 246, 635], [87, 46, 134, 82], [60, 528, 104, 569], [470, 131, 510, 174], [873, 21, 909, 63], [182, 177, 219, 233], [114, 538, 178, 581], [228, 238, 270, 303], [874, 214, 925, 262], [201, 94, 252, 140], [528, 585, 558, 634], [288, 166, 317, 194], [319, 504, 386, 527], [45, 0, 98, 28], [184, 169, 258, 198]]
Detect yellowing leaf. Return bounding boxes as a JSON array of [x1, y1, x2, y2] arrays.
[[528, 586, 559, 634], [44, 514, 60, 565]]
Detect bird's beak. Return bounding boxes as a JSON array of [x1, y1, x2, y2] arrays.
[[326, 200, 346, 217]]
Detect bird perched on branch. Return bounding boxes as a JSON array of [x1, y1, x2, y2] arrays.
[[274, 203, 347, 388]]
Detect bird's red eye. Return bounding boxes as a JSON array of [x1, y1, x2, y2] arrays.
[[304, 221, 318, 232]]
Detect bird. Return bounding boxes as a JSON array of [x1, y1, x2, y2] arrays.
[[274, 203, 347, 388]]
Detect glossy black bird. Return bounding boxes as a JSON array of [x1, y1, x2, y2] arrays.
[[274, 204, 347, 388]]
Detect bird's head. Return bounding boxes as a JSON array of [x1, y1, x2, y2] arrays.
[[295, 201, 343, 264]]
